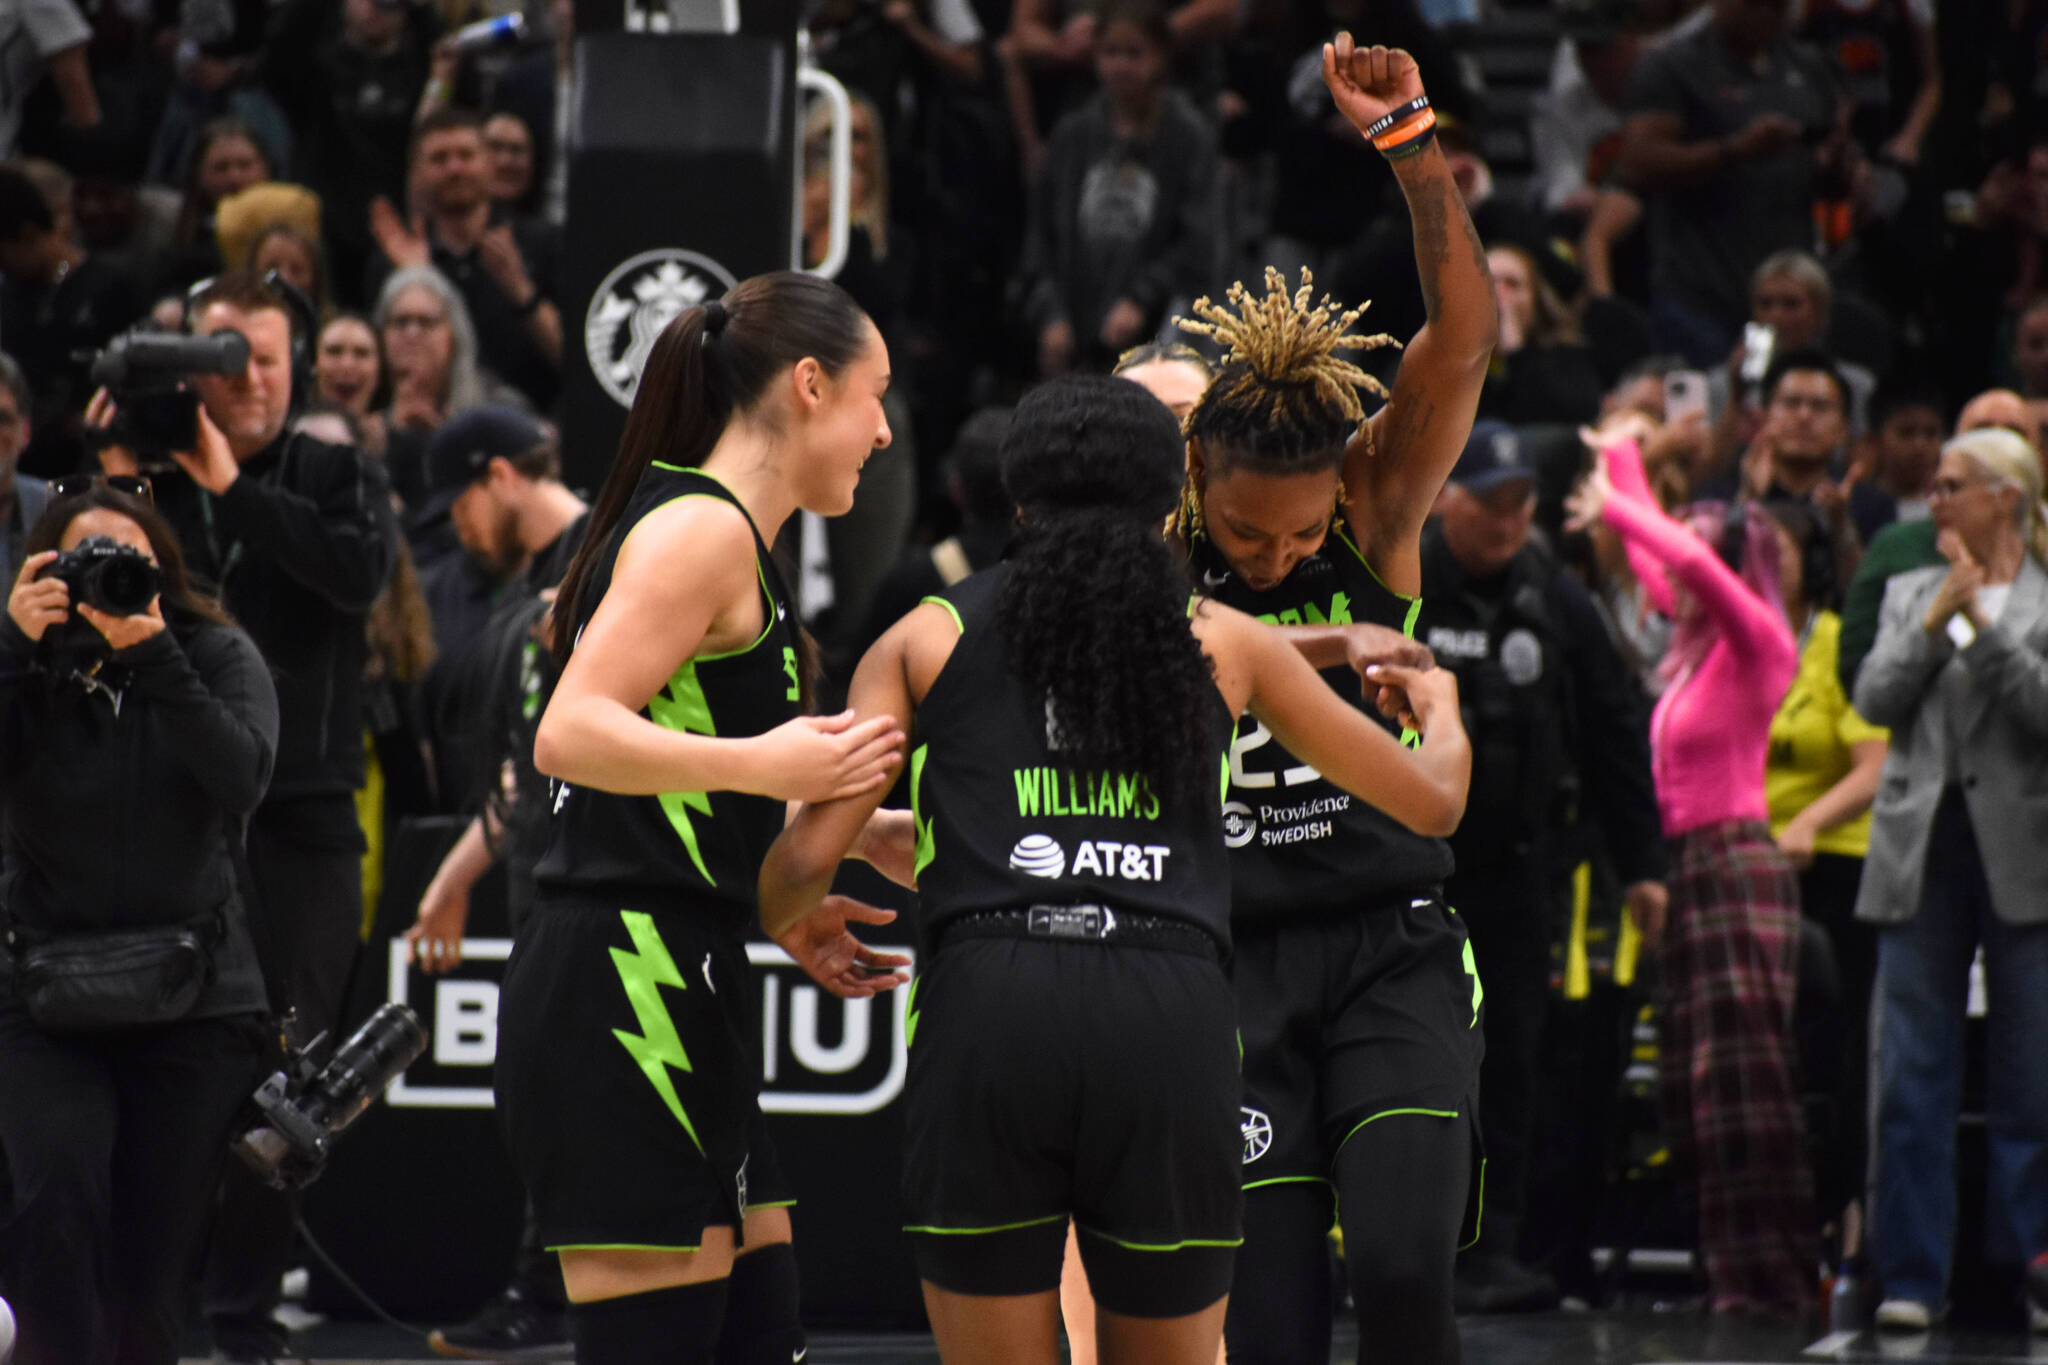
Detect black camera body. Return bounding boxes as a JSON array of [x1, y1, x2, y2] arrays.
[[39, 536, 160, 616], [90, 329, 252, 460], [232, 1002, 427, 1191]]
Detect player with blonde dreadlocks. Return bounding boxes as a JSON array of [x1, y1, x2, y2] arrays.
[[1176, 36, 1498, 1365]]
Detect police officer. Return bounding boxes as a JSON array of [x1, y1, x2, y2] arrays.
[[1420, 421, 1668, 1312]]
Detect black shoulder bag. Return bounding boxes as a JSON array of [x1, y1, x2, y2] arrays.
[[7, 911, 221, 1034]]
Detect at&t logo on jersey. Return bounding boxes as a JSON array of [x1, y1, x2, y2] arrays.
[[1009, 834, 1067, 878], [1008, 834, 1173, 882]]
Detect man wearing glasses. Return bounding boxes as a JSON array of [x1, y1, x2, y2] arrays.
[[88, 268, 399, 1365]]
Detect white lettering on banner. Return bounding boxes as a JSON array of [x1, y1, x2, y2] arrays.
[[387, 938, 513, 1109], [752, 943, 916, 1115], [789, 987, 871, 1074], [382, 939, 918, 1115], [434, 981, 500, 1066]]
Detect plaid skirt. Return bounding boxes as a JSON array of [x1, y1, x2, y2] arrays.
[[1660, 820, 1816, 1314]]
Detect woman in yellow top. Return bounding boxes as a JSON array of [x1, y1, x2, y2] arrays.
[[1758, 498, 1888, 1260]]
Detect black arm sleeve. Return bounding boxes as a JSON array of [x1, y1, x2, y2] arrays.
[[117, 623, 279, 814], [1557, 573, 1667, 886], [212, 440, 398, 612]]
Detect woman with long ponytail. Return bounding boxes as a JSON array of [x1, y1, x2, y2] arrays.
[[497, 271, 911, 1365], [759, 374, 1472, 1365]]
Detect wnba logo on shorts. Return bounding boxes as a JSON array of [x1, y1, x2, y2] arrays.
[[1241, 1107, 1273, 1164]]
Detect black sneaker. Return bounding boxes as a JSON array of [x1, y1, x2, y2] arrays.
[[1454, 1251, 1563, 1314], [430, 1288, 574, 1361]]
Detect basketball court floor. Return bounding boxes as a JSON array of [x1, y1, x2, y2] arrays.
[[174, 1310, 2048, 1364]]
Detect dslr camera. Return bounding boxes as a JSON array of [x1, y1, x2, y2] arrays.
[[89, 327, 251, 462], [39, 536, 160, 617], [232, 1002, 427, 1191]]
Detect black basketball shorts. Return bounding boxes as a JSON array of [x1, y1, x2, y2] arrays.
[[495, 898, 791, 1252], [1233, 894, 1486, 1236], [902, 935, 1242, 1317]]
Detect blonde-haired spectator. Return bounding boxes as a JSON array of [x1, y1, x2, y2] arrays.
[[1854, 426, 2048, 1333], [215, 181, 322, 273]]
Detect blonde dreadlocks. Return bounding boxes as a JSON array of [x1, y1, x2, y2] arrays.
[[1173, 268, 1400, 538]]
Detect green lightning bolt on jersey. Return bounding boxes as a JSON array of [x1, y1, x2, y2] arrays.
[[532, 463, 801, 935]]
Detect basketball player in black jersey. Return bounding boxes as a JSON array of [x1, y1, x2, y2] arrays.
[[1173, 38, 1499, 1365], [758, 374, 1472, 1365], [495, 273, 914, 1365]]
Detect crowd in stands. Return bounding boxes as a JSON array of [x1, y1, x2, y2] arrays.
[[0, 0, 2045, 1352]]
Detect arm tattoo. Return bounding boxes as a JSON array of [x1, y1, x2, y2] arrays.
[[1405, 165, 1484, 322], [1410, 184, 1449, 320]]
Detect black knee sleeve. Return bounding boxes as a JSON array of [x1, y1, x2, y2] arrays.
[[1223, 1182, 1337, 1365], [715, 1243, 805, 1365], [1335, 1119, 1467, 1365], [571, 1280, 728, 1365]]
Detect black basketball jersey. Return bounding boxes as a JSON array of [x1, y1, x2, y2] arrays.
[[533, 464, 800, 931], [1188, 520, 1455, 919], [910, 565, 1236, 948]]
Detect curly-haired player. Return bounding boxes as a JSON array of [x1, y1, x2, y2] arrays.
[[760, 373, 1470, 1365], [1173, 38, 1499, 1365]]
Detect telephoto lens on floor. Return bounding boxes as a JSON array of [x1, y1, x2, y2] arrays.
[[233, 1002, 427, 1191]]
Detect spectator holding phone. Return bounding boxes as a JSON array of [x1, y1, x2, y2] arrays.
[[1708, 252, 1877, 459]]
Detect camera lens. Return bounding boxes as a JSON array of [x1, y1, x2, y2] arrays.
[[86, 555, 160, 616]]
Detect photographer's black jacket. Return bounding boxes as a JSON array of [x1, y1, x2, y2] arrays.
[[0, 614, 276, 1018], [155, 432, 398, 812], [1417, 529, 1667, 890]]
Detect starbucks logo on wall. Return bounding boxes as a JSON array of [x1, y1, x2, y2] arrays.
[[585, 249, 738, 407]]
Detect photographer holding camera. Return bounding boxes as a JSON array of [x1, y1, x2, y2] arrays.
[[0, 479, 278, 1365], [89, 268, 399, 1365]]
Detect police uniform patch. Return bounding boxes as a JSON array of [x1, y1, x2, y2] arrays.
[[1500, 627, 1543, 687]]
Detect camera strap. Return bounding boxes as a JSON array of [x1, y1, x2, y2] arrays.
[[197, 491, 245, 587]]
